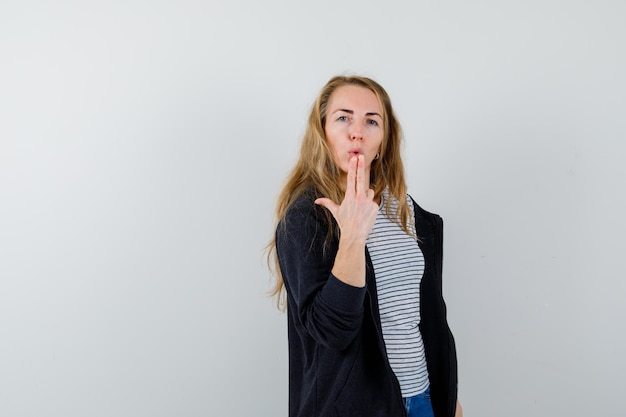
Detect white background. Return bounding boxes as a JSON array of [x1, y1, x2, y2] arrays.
[[1, 1, 625, 416]]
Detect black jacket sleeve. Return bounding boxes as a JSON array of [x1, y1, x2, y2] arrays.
[[276, 197, 367, 351]]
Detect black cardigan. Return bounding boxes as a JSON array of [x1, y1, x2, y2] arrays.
[[276, 194, 458, 417]]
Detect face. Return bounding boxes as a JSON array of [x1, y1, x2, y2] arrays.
[[324, 85, 384, 182]]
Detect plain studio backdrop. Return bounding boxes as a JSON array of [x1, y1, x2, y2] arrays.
[[1, 1, 625, 416]]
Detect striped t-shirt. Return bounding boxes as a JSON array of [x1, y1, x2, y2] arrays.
[[366, 191, 429, 397]]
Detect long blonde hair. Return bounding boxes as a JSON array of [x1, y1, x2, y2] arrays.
[[267, 75, 413, 309]]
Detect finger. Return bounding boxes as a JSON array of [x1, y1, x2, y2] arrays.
[[314, 198, 339, 220], [345, 155, 358, 199], [356, 154, 366, 195]]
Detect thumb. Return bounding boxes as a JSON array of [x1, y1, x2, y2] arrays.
[[314, 197, 339, 219]]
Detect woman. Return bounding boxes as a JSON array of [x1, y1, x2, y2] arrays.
[[268, 75, 462, 417]]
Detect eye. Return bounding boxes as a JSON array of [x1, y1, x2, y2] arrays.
[[368, 119, 379, 126], [337, 115, 348, 122]]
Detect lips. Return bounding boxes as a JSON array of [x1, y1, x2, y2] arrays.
[[349, 148, 363, 156]]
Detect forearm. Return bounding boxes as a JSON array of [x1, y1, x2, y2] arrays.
[[331, 237, 366, 288]]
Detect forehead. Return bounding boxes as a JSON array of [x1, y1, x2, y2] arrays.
[[327, 85, 382, 113]]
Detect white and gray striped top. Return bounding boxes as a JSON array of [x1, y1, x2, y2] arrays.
[[366, 191, 429, 397]]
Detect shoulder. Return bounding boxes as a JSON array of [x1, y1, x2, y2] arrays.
[[407, 194, 443, 231], [407, 194, 441, 220], [283, 191, 322, 224], [276, 192, 335, 259], [278, 191, 332, 239]]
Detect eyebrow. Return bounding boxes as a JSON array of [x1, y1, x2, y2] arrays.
[[335, 109, 382, 118]]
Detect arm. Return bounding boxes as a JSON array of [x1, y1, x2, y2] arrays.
[[277, 155, 379, 350], [276, 198, 367, 350]]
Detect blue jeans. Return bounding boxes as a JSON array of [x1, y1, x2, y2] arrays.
[[404, 387, 434, 417]]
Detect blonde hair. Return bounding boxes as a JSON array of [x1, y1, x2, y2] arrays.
[[267, 75, 413, 309]]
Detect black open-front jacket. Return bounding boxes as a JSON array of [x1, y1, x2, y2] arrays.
[[276, 193, 458, 417]]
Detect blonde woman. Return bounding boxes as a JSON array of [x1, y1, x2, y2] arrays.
[[268, 75, 462, 417]]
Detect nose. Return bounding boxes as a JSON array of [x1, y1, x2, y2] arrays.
[[350, 123, 363, 140]]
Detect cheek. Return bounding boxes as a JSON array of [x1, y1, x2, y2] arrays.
[[325, 128, 343, 149], [371, 131, 384, 149], [323, 131, 342, 160], [366, 124, 383, 139]]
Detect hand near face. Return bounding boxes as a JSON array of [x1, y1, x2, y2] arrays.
[[315, 154, 379, 246]]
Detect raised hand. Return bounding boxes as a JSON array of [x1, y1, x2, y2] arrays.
[[314, 154, 379, 287]]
